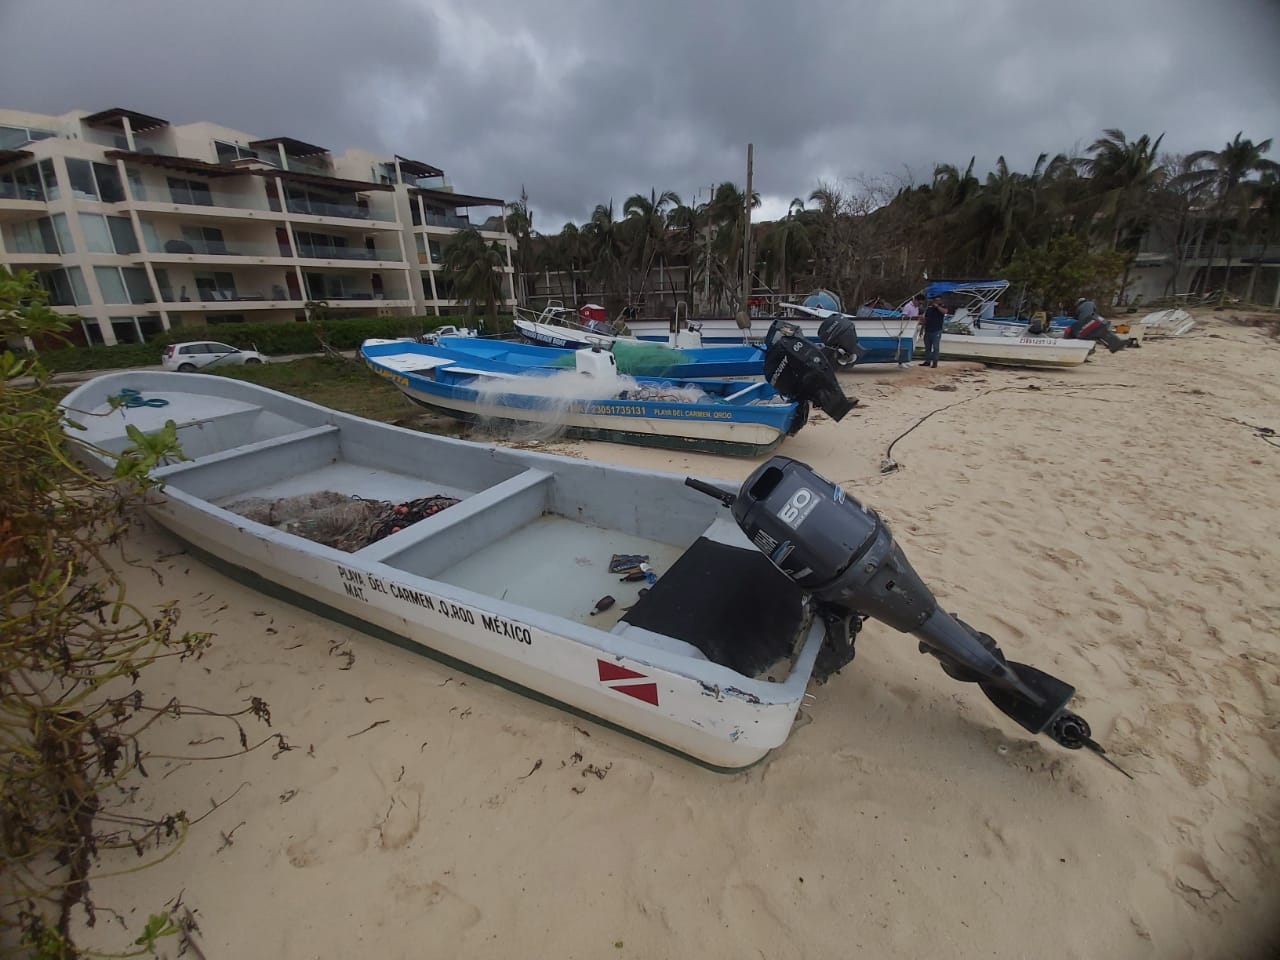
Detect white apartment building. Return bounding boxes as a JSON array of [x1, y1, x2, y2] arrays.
[[0, 106, 516, 345]]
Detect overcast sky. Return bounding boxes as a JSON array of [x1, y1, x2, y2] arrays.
[[3, 0, 1278, 228]]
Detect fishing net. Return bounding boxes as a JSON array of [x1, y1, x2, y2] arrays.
[[546, 341, 693, 376], [224, 490, 461, 553]]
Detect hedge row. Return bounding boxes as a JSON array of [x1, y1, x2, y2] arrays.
[[37, 315, 486, 373]]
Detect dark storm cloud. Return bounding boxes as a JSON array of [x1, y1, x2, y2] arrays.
[[3, 0, 1277, 228]]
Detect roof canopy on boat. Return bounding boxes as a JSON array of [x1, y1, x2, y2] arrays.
[[924, 279, 1010, 298]]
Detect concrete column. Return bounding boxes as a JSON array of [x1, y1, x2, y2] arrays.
[[117, 157, 170, 331], [272, 177, 306, 308], [51, 155, 114, 344]]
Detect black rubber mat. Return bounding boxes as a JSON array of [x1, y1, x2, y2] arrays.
[[621, 537, 807, 677]]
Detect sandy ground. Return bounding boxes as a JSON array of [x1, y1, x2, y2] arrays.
[[81, 312, 1279, 959]]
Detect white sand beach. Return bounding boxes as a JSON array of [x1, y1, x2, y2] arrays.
[[84, 312, 1279, 959]]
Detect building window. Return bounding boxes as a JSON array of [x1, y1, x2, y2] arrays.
[[8, 215, 72, 254], [0, 124, 57, 149], [94, 162, 125, 202], [214, 141, 260, 164], [166, 176, 213, 206], [194, 272, 237, 301], [94, 266, 153, 304], [66, 158, 99, 200], [36, 267, 87, 306], [1, 160, 58, 201], [294, 230, 350, 258], [80, 214, 140, 254], [181, 224, 228, 254]]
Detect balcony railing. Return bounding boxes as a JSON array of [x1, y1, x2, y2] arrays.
[[148, 238, 294, 258], [295, 244, 404, 262], [159, 287, 292, 304], [422, 212, 473, 229], [0, 182, 47, 202], [303, 288, 408, 302], [147, 187, 273, 211], [1183, 242, 1276, 260], [285, 197, 374, 220]]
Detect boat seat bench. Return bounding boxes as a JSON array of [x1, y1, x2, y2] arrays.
[[155, 425, 341, 501], [356, 468, 553, 569]]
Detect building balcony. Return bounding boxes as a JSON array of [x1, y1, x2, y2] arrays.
[[129, 196, 282, 223], [0, 250, 63, 266], [420, 212, 475, 230], [295, 244, 405, 266], [278, 198, 399, 227], [145, 237, 294, 262], [0, 196, 50, 223], [159, 289, 303, 310]]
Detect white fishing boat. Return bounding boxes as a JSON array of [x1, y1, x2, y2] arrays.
[[58, 373, 1118, 773], [59, 371, 822, 769], [920, 332, 1096, 368], [513, 301, 640, 350]]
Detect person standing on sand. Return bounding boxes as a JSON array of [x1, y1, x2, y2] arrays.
[[922, 297, 945, 367]]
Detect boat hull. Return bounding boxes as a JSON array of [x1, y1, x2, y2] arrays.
[[361, 343, 798, 457], [622, 315, 916, 364], [58, 371, 825, 769], [917, 334, 1095, 368], [437, 336, 765, 380]]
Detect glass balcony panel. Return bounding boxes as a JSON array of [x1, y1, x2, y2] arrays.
[[146, 236, 295, 257]]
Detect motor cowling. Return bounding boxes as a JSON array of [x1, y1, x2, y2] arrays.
[[761, 320, 856, 421], [816, 314, 867, 367]]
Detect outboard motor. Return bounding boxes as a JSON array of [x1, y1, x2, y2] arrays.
[[1065, 316, 1127, 353], [761, 319, 857, 424], [816, 314, 867, 367], [685, 456, 1128, 774]]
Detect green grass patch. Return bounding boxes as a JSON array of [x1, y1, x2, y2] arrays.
[[212, 356, 469, 435]]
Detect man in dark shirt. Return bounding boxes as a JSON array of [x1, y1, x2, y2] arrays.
[[922, 297, 946, 367]]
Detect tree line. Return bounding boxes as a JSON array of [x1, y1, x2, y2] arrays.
[[443, 130, 1279, 318]]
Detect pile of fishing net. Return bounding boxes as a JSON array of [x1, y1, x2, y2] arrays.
[[224, 490, 460, 553], [618, 381, 710, 403], [548, 341, 692, 376]]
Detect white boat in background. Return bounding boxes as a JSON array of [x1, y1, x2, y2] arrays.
[[921, 333, 1096, 368], [1140, 307, 1196, 338], [621, 301, 917, 364]]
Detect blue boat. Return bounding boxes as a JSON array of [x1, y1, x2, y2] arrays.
[[437, 336, 765, 379], [360, 339, 806, 457]]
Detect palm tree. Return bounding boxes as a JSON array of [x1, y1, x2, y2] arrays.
[[623, 188, 681, 301], [705, 182, 761, 309], [581, 201, 626, 310], [504, 187, 534, 306], [441, 228, 507, 323], [1179, 133, 1280, 299], [1085, 129, 1167, 252], [760, 209, 813, 297]]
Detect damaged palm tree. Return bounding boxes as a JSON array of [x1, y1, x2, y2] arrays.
[[0, 269, 282, 958]]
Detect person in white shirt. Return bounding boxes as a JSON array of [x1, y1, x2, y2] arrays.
[[901, 294, 922, 317]]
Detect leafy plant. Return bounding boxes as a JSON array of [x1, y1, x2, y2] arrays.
[[1, 268, 281, 957], [1003, 234, 1128, 314]]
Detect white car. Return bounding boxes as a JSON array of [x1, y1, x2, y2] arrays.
[[162, 341, 268, 372]]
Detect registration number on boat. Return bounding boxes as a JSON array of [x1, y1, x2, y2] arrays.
[[584, 403, 646, 416]]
